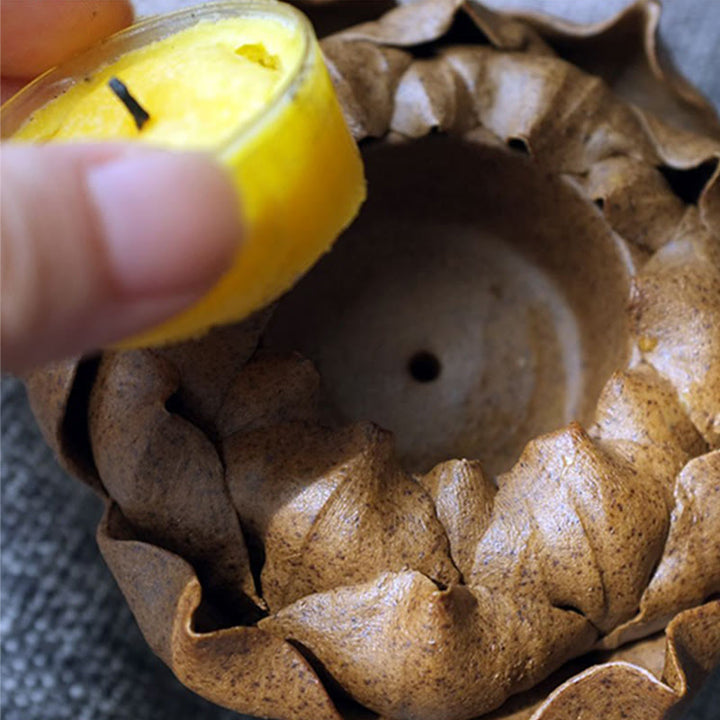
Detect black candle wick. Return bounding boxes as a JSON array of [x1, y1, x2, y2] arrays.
[[108, 76, 151, 131]]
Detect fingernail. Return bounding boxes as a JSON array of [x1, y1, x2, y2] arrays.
[[86, 152, 240, 298]]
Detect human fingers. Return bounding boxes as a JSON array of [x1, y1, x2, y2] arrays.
[[1, 0, 134, 79], [1, 144, 240, 373]]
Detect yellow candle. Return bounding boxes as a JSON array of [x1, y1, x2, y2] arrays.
[[2, 1, 365, 347]]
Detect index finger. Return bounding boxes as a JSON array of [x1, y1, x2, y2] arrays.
[[1, 0, 134, 79]]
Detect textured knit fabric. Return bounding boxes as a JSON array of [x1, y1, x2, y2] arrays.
[[1, 1, 718, 719]]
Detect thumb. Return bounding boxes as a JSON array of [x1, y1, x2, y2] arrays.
[[1, 144, 240, 373]]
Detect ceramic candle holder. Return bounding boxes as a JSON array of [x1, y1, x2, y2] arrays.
[[24, 1, 720, 719]]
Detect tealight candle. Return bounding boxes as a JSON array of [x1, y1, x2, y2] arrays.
[[1, 1, 365, 347]]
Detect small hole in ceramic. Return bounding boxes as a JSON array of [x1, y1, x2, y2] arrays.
[[658, 159, 717, 205], [507, 137, 530, 155], [408, 351, 441, 383]]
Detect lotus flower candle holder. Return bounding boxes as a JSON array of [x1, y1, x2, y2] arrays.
[[26, 1, 720, 719]]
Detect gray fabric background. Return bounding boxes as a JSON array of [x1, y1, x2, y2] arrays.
[[1, 1, 719, 719]]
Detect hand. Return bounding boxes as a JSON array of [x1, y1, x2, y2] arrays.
[[1, 0, 241, 374]]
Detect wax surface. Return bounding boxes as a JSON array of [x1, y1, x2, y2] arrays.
[[15, 17, 305, 149]]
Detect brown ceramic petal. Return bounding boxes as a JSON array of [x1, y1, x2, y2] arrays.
[[25, 358, 103, 493], [387, 53, 477, 138], [663, 600, 720, 700], [224, 421, 459, 611], [336, 0, 464, 47], [581, 157, 686, 253], [471, 423, 668, 633], [482, 638, 668, 720], [632, 112, 720, 171], [630, 209, 720, 447], [418, 459, 495, 580], [260, 570, 595, 719], [527, 662, 678, 720], [150, 307, 270, 436], [88, 349, 259, 615], [320, 37, 412, 139], [215, 351, 320, 439], [601, 450, 720, 649], [591, 365, 705, 492], [460, 1, 555, 57], [700, 163, 720, 238], [481, 603, 720, 720], [97, 503, 343, 720]]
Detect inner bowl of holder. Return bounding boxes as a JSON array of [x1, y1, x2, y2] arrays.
[[266, 135, 633, 475]]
